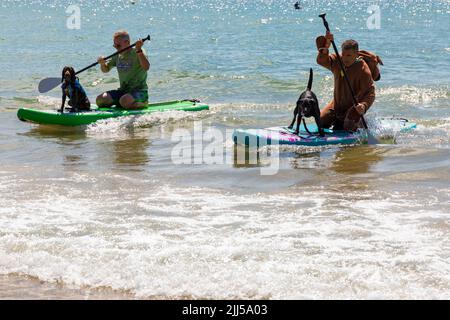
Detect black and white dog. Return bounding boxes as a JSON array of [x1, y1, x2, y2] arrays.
[[288, 68, 324, 136], [59, 66, 90, 113]]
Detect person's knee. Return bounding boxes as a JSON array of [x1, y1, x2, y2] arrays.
[[96, 92, 113, 107], [119, 94, 133, 108], [321, 120, 332, 129], [119, 94, 147, 109], [320, 111, 333, 128]]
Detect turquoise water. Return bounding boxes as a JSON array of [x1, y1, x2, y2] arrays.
[[1, 0, 450, 299]]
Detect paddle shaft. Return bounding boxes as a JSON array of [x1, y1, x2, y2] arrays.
[[318, 14, 369, 129], [75, 35, 150, 75]]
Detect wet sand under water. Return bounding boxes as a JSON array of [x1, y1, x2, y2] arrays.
[[0, 274, 136, 300]]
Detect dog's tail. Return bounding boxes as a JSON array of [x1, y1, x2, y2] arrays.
[[307, 68, 313, 91]]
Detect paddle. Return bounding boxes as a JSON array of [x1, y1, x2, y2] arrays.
[[38, 35, 151, 93], [318, 13, 379, 145]]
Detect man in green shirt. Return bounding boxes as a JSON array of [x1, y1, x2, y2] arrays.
[[96, 30, 150, 109]]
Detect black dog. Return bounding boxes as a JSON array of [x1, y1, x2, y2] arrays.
[[288, 68, 324, 136], [60, 66, 90, 113]]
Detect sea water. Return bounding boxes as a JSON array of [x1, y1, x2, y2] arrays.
[[0, 0, 449, 299]]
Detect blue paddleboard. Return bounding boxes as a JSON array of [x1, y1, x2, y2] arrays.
[[232, 118, 416, 147]]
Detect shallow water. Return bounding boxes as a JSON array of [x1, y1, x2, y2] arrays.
[[1, 0, 450, 299]]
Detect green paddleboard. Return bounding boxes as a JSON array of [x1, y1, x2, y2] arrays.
[[17, 100, 209, 126]]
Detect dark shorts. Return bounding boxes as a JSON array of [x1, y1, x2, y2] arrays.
[[107, 89, 148, 106]]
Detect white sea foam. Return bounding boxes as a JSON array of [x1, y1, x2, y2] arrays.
[[393, 118, 450, 148], [37, 95, 60, 108], [1, 171, 450, 299], [85, 110, 210, 137], [378, 86, 449, 105]]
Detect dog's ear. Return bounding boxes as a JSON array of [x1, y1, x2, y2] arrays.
[[61, 66, 68, 82], [69, 67, 76, 82]]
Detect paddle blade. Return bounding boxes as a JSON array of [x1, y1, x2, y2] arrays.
[[366, 130, 380, 145], [359, 115, 380, 145], [38, 77, 61, 93]]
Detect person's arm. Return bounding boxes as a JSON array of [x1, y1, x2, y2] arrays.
[[317, 49, 334, 71], [135, 39, 150, 71], [316, 31, 335, 71], [97, 55, 116, 73]]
